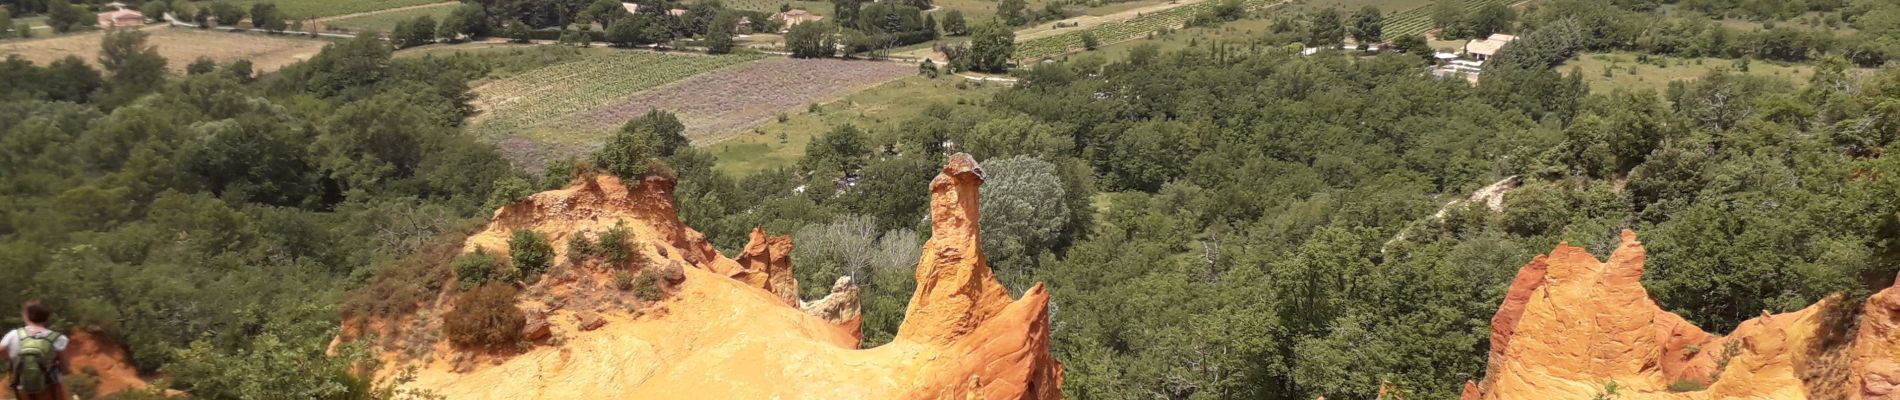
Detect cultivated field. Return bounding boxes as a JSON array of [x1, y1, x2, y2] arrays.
[[0, 27, 332, 74], [317, 2, 460, 33], [557, 57, 913, 144], [708, 75, 1003, 176], [1380, 0, 1513, 38], [209, 0, 452, 20], [468, 49, 767, 167]]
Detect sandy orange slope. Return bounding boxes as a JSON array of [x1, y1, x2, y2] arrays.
[[1465, 230, 1900, 400], [348, 153, 1061, 399]]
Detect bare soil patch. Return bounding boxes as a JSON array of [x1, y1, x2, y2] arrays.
[[0, 27, 331, 74]]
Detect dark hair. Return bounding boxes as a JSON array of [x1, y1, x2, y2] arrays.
[[22, 300, 49, 325]]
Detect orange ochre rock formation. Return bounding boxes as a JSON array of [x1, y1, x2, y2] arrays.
[[1465, 230, 1900, 400], [357, 153, 1062, 399]]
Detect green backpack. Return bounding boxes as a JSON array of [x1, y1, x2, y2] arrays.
[[12, 329, 60, 394]]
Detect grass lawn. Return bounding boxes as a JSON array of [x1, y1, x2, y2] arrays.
[[318, 2, 459, 33], [1564, 52, 1821, 93], [706, 76, 1003, 177]]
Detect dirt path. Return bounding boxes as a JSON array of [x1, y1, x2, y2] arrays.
[[311, 1, 460, 22]]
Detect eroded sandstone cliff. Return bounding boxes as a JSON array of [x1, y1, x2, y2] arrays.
[[1466, 230, 1900, 400], [346, 153, 1062, 399]]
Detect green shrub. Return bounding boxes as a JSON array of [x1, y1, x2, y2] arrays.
[[442, 284, 525, 348], [452, 247, 501, 290], [1667, 378, 1707, 392], [567, 232, 596, 263], [509, 230, 554, 276], [613, 270, 634, 291], [341, 227, 467, 317], [598, 223, 639, 265], [632, 271, 664, 301], [65, 366, 100, 399]]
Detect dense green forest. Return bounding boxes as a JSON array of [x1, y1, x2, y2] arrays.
[[3, 0, 1900, 398], [0, 31, 530, 397]]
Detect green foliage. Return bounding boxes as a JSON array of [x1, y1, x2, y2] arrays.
[[567, 231, 597, 263], [166, 326, 432, 400], [1593, 381, 1623, 400], [919, 59, 939, 78], [598, 223, 640, 265], [967, 22, 1015, 72], [442, 284, 526, 348], [706, 14, 737, 54], [393, 15, 438, 47], [439, 4, 491, 39], [65, 366, 100, 400], [453, 247, 502, 289], [98, 30, 169, 107], [508, 230, 555, 276], [607, 14, 669, 47], [1306, 8, 1345, 46], [787, 21, 837, 58], [1349, 6, 1384, 47], [46, 0, 87, 33], [186, 57, 219, 76], [941, 9, 968, 36], [1667, 378, 1708, 392], [799, 124, 870, 176], [250, 2, 282, 31], [998, 0, 1028, 26], [594, 122, 666, 180], [211, 1, 247, 27], [631, 270, 664, 301], [978, 156, 1071, 272], [614, 270, 634, 291]]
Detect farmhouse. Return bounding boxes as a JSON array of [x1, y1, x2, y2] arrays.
[[96, 5, 146, 29], [1463, 33, 1517, 61], [773, 9, 824, 32], [668, 8, 687, 17], [622, 2, 641, 14]]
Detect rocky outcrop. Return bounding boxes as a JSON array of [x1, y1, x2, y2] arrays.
[[1470, 230, 1900, 400], [734, 227, 798, 305], [363, 154, 1063, 399], [1852, 275, 1900, 399], [896, 153, 1064, 400], [800, 276, 863, 342]]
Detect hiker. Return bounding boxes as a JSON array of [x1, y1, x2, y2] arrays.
[[3, 300, 67, 400]]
